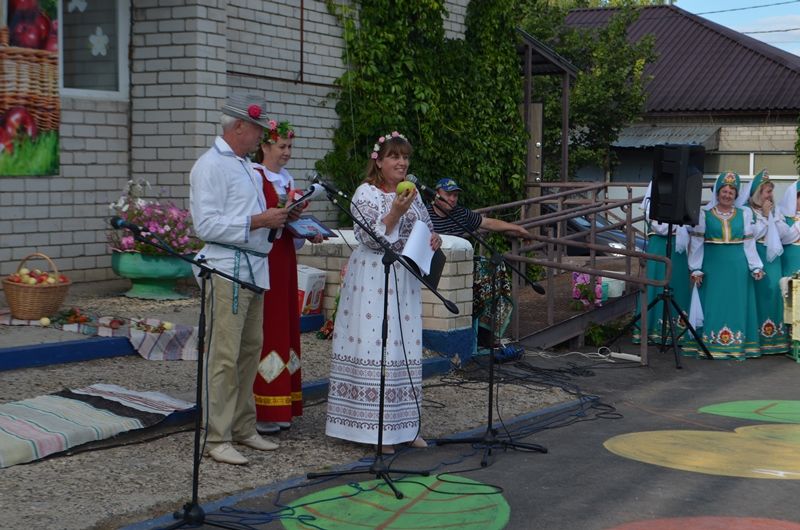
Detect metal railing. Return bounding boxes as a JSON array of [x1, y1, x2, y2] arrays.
[[472, 182, 668, 362]]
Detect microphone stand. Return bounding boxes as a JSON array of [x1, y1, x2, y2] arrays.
[[422, 191, 548, 467], [306, 184, 458, 499], [111, 222, 263, 530]]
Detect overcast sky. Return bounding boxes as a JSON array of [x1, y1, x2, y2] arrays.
[[676, 0, 800, 57]]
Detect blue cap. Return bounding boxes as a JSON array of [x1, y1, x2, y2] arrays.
[[435, 178, 462, 192]]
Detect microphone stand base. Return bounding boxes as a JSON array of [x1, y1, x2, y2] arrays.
[[435, 428, 547, 468], [307, 454, 430, 500]]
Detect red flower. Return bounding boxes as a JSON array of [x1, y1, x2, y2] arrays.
[[247, 104, 262, 119]]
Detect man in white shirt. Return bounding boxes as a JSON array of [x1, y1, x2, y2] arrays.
[[189, 93, 289, 465]]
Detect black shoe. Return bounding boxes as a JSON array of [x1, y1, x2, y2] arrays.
[[256, 421, 280, 434]]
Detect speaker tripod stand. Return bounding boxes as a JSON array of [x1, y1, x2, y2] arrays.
[[610, 222, 711, 368]]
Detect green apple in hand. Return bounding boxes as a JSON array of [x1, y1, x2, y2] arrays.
[[396, 181, 416, 195]]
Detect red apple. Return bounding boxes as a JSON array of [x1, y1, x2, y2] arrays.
[[9, 10, 49, 49], [4, 106, 37, 140], [8, 273, 22, 283], [31, 11, 51, 46], [44, 33, 58, 52]]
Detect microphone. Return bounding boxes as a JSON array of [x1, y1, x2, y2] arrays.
[[110, 216, 142, 235], [268, 184, 327, 242], [405, 174, 438, 201], [292, 183, 326, 204], [310, 173, 343, 197]]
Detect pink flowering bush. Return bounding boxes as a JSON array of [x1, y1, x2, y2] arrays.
[[107, 179, 202, 256], [570, 272, 603, 309]]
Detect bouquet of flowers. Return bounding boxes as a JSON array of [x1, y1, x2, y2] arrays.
[[570, 272, 603, 309], [107, 179, 203, 256]]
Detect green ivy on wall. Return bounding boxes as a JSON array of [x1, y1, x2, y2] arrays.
[[318, 0, 528, 217]]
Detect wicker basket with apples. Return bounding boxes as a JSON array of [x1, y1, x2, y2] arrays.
[[3, 252, 70, 320]]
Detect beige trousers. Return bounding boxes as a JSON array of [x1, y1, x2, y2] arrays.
[[203, 277, 264, 448]]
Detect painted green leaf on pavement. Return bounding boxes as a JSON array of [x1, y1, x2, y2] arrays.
[[699, 400, 800, 424], [281, 474, 510, 530]]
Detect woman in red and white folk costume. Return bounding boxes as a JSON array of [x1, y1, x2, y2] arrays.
[[251, 121, 321, 434], [324, 132, 442, 454]]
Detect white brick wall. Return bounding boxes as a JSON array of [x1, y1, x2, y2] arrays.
[[719, 125, 798, 152], [444, 0, 468, 38], [130, 0, 229, 205]]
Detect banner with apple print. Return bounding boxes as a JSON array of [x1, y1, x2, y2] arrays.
[[0, 0, 60, 176]]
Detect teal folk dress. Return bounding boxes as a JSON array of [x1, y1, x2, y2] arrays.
[[686, 207, 762, 359], [782, 215, 800, 275], [633, 222, 691, 344], [750, 208, 789, 354]]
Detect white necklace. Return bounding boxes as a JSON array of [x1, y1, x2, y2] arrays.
[[715, 206, 733, 218]]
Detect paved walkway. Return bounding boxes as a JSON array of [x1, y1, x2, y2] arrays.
[[128, 347, 800, 530]]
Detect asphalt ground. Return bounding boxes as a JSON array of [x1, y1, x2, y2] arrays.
[[127, 345, 800, 530]]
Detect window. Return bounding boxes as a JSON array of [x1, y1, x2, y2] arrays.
[[704, 153, 750, 176], [60, 0, 129, 99]]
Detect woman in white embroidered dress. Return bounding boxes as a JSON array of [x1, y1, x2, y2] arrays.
[[325, 131, 442, 454]]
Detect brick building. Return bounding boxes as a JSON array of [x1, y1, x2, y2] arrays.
[[0, 0, 469, 281]]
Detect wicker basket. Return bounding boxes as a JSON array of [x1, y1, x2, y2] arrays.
[[2, 253, 71, 320], [0, 25, 60, 133]]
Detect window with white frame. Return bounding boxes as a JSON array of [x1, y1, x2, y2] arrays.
[[60, 0, 129, 99]]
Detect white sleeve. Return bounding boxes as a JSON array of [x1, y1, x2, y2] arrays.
[[776, 215, 791, 242], [781, 217, 800, 245], [190, 158, 251, 244], [750, 208, 768, 240], [351, 183, 400, 248], [742, 208, 764, 272], [650, 221, 670, 236], [687, 211, 706, 274]]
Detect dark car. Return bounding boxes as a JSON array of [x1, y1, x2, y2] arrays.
[[539, 204, 645, 256]]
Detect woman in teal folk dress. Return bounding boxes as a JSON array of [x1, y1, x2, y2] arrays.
[[746, 170, 790, 355], [780, 181, 800, 275], [687, 172, 764, 360]]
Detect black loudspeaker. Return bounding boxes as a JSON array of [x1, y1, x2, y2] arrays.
[[649, 144, 704, 226]]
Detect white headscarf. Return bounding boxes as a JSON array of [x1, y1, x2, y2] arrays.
[[736, 181, 751, 208], [641, 181, 652, 216], [780, 181, 800, 218]]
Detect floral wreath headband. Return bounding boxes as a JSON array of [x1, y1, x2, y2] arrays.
[[371, 131, 408, 159], [263, 120, 295, 144]]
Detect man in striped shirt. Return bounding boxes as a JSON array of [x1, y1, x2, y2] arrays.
[[425, 178, 533, 240]]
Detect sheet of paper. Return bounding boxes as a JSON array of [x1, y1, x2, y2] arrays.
[[401, 220, 434, 276]]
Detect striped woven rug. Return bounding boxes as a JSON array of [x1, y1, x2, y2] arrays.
[[0, 383, 193, 468]]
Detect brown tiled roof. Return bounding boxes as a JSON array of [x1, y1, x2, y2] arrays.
[[565, 5, 800, 115]]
